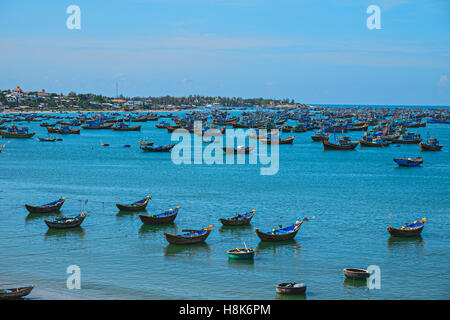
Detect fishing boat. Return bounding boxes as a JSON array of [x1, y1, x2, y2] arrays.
[[38, 137, 57, 142], [311, 130, 329, 142], [25, 197, 66, 213], [227, 248, 255, 260], [219, 210, 255, 226], [348, 123, 369, 131], [419, 136, 443, 151], [101, 141, 110, 147], [0, 126, 35, 138], [47, 126, 81, 134], [81, 122, 114, 130], [0, 286, 34, 300], [322, 136, 358, 150], [255, 218, 307, 242], [222, 146, 254, 154], [138, 139, 154, 146], [393, 157, 423, 167], [44, 212, 87, 229], [343, 268, 370, 280], [359, 134, 390, 147], [116, 195, 152, 212], [387, 218, 426, 237], [275, 282, 307, 295], [140, 144, 175, 152], [260, 135, 295, 145], [138, 206, 180, 224], [390, 132, 422, 144], [164, 224, 213, 245], [112, 123, 142, 131]]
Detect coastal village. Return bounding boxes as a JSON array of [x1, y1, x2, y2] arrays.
[[0, 86, 300, 113]]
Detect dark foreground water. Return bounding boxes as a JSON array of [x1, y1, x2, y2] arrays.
[[0, 110, 449, 299]]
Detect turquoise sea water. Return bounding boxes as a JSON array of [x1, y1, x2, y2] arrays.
[[0, 110, 449, 299]]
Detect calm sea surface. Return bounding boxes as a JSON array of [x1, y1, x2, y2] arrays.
[[0, 109, 449, 299]]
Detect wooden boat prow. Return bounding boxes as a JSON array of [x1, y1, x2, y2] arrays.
[[0, 285, 34, 300]]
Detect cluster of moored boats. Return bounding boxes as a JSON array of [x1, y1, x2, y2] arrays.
[[0, 106, 446, 165], [1, 193, 428, 299]]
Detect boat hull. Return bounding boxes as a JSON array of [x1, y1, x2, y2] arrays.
[[0, 131, 35, 138], [275, 283, 306, 295], [45, 215, 86, 229], [227, 249, 255, 260], [359, 139, 390, 147], [343, 268, 370, 280], [219, 212, 255, 226], [419, 143, 442, 151], [387, 225, 424, 237], [116, 196, 151, 211], [25, 199, 65, 213], [255, 224, 302, 242], [164, 225, 213, 245], [323, 140, 358, 150]]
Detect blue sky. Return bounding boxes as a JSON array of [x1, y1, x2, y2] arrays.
[[0, 0, 449, 105]]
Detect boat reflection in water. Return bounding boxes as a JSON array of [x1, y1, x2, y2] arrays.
[[219, 224, 254, 236], [387, 236, 425, 249], [256, 239, 301, 257], [138, 223, 178, 240], [25, 211, 61, 223], [275, 291, 307, 300], [343, 278, 368, 288], [44, 226, 86, 239], [164, 242, 211, 257]]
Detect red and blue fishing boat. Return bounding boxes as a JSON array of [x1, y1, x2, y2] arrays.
[[164, 224, 213, 244], [323, 136, 358, 150], [138, 206, 180, 224], [45, 212, 87, 229], [25, 197, 66, 213], [255, 218, 307, 242], [390, 132, 422, 144], [393, 157, 423, 167], [219, 209, 256, 226], [112, 122, 142, 131], [387, 218, 426, 237], [116, 195, 152, 211]]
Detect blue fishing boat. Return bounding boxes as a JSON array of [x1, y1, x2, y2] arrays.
[[45, 212, 87, 229], [393, 157, 423, 167], [25, 197, 66, 213], [219, 209, 256, 226], [164, 225, 213, 244], [139, 206, 180, 225], [255, 218, 307, 242], [387, 218, 426, 237]]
